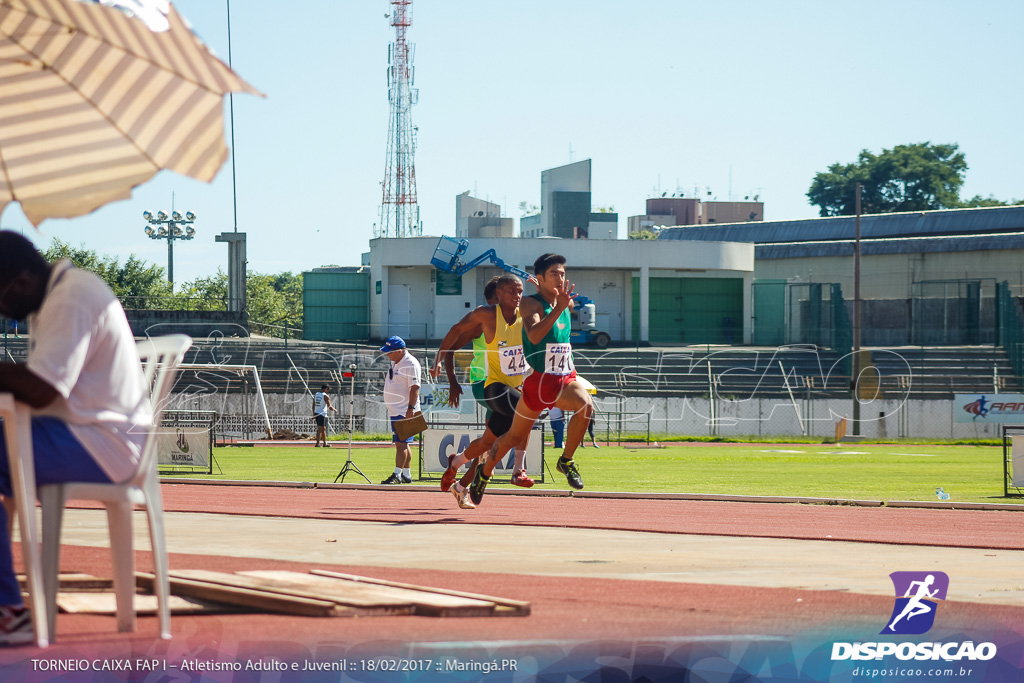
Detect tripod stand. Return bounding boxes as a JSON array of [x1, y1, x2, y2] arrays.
[[334, 364, 370, 483]]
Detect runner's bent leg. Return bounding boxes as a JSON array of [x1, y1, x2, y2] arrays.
[[483, 399, 539, 477], [557, 382, 593, 462]]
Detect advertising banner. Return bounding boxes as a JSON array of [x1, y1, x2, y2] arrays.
[[156, 427, 211, 469], [419, 383, 476, 416], [953, 394, 1024, 423], [422, 427, 543, 476]]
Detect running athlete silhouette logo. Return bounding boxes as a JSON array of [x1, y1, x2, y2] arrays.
[[882, 571, 949, 635], [964, 396, 990, 420]]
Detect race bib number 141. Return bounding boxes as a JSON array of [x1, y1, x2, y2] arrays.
[[544, 343, 574, 376]]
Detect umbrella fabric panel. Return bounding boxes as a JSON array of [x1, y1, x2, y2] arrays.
[[0, 0, 259, 225]]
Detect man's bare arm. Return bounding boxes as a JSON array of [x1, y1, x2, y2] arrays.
[[523, 282, 576, 344], [0, 364, 60, 409]]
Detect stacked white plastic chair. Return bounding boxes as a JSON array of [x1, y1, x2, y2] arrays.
[[38, 334, 192, 640]]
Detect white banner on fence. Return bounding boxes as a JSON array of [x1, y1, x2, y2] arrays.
[[157, 427, 210, 468], [420, 383, 476, 416], [954, 394, 1024, 423], [1013, 436, 1024, 487], [421, 428, 543, 476]]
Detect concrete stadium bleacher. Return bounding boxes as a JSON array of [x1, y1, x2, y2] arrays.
[[3, 334, 1018, 400]]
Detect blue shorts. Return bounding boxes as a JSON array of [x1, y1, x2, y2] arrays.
[[0, 416, 113, 605], [0, 416, 112, 495], [390, 415, 415, 444]]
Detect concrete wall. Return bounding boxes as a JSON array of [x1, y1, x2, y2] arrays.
[[126, 310, 248, 339], [701, 201, 764, 224]]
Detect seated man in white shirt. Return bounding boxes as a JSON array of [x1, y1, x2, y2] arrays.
[[0, 232, 152, 645]]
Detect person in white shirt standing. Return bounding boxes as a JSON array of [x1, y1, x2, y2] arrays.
[[380, 336, 420, 485], [312, 384, 338, 447], [0, 231, 152, 645]]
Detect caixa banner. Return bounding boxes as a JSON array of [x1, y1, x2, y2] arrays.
[[954, 394, 1024, 423], [422, 428, 544, 476]]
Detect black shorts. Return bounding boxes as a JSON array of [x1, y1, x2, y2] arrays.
[[483, 382, 521, 437], [314, 414, 326, 427]]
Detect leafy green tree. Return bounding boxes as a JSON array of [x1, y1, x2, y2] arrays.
[[958, 194, 1024, 208], [628, 229, 659, 240], [518, 201, 539, 216], [43, 239, 171, 305], [179, 269, 303, 334], [42, 240, 305, 336], [807, 142, 967, 216]]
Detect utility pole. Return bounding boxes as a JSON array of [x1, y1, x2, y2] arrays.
[[852, 183, 862, 435]]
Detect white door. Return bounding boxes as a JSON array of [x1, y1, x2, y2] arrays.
[[595, 276, 625, 340], [388, 284, 411, 338]]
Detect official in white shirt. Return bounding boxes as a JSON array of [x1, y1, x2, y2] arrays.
[[380, 336, 420, 485]]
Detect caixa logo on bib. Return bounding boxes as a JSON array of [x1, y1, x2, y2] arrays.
[[883, 571, 948, 635]]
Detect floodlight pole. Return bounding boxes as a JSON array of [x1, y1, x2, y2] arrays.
[[852, 183, 862, 436], [335, 365, 370, 483], [144, 209, 197, 289]]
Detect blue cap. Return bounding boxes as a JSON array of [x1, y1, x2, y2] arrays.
[[380, 335, 406, 353]]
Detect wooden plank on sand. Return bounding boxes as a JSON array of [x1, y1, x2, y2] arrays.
[[148, 572, 351, 618], [238, 570, 500, 618], [170, 570, 415, 616], [56, 592, 224, 615], [311, 569, 531, 617]]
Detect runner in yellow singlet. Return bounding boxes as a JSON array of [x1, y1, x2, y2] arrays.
[[431, 274, 534, 509]]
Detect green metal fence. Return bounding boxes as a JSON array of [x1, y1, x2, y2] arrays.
[[997, 281, 1024, 378]]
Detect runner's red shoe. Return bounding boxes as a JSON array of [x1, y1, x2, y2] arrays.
[[440, 454, 458, 492], [511, 471, 535, 488]]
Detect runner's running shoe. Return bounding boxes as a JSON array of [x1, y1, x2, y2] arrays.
[[556, 456, 584, 490], [0, 606, 33, 646], [440, 454, 458, 492], [451, 485, 476, 509], [511, 471, 535, 488], [380, 473, 402, 485], [469, 467, 491, 505]]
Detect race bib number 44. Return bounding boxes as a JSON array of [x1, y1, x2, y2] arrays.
[[544, 343, 574, 376], [500, 345, 526, 377]]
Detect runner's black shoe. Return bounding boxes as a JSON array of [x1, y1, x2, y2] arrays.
[[469, 467, 491, 505], [381, 473, 402, 485], [556, 456, 584, 490]]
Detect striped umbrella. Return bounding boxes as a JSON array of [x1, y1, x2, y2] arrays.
[[0, 0, 260, 226]]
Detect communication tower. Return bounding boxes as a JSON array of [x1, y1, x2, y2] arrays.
[[379, 0, 421, 238]]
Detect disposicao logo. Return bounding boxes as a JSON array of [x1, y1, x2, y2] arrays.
[[882, 571, 948, 635], [831, 571, 997, 663]]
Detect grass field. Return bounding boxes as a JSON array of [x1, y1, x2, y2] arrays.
[[160, 442, 1021, 504]]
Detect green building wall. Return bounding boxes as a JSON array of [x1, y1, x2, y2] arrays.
[[632, 277, 744, 344], [302, 270, 370, 341]]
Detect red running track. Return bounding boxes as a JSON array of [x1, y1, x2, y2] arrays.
[[6, 482, 1022, 659]]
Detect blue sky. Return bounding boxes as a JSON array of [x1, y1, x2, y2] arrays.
[[5, 0, 1023, 284]]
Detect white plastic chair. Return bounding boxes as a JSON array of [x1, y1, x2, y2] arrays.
[[0, 394, 49, 647], [38, 334, 192, 640]]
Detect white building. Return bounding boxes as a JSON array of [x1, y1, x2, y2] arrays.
[[519, 159, 618, 239], [366, 236, 754, 344], [455, 192, 514, 238]]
